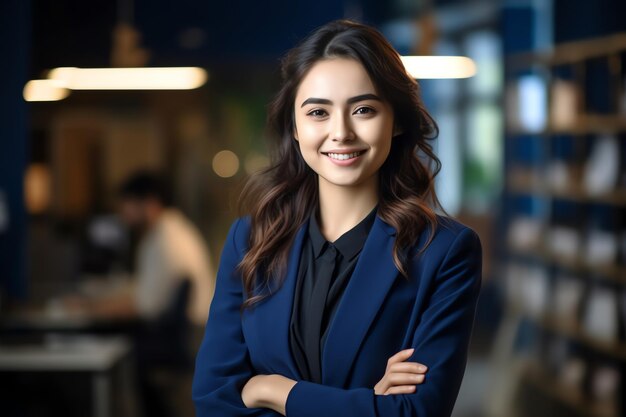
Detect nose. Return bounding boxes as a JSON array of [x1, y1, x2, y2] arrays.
[[330, 111, 355, 142]]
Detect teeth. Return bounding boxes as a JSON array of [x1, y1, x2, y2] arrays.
[[327, 151, 363, 160]]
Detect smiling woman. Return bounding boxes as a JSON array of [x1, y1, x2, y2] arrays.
[[294, 58, 396, 190], [192, 19, 482, 417]]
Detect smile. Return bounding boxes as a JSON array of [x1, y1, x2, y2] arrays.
[[322, 150, 366, 161]]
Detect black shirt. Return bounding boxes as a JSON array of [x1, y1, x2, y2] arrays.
[[288, 205, 378, 383]]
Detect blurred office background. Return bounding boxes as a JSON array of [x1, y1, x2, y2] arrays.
[[2, 0, 626, 416]]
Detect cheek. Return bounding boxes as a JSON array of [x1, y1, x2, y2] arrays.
[[359, 122, 393, 154], [293, 125, 322, 170], [370, 141, 392, 172], [297, 140, 321, 171], [295, 123, 325, 152]]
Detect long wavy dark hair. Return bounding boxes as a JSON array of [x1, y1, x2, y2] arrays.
[[238, 19, 443, 310]]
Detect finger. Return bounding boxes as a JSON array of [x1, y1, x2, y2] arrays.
[[387, 348, 415, 365], [384, 385, 417, 395], [388, 372, 425, 385], [374, 380, 390, 395], [389, 362, 428, 374]]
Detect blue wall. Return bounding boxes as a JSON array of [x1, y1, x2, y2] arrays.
[[0, 0, 30, 299]]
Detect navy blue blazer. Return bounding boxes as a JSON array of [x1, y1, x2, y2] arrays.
[[192, 213, 482, 417]]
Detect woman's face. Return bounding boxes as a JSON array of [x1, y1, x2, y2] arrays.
[[293, 57, 396, 189]]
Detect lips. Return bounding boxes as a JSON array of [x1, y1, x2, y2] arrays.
[[321, 150, 367, 161]]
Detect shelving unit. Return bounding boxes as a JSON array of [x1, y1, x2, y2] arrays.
[[508, 245, 626, 285], [507, 171, 626, 207], [500, 31, 626, 417], [522, 362, 618, 417]]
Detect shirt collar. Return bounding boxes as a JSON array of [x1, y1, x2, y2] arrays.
[[308, 205, 378, 260]]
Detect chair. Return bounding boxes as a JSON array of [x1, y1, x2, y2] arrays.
[[135, 277, 193, 370], [134, 277, 193, 417]]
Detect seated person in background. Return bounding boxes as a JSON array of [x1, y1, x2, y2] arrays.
[[67, 170, 216, 327]]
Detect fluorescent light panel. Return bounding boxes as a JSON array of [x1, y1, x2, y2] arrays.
[[23, 79, 70, 102], [400, 56, 477, 79], [47, 66, 208, 90], [25, 57, 471, 101]]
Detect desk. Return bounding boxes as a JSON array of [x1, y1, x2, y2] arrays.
[[0, 336, 136, 417], [1, 276, 138, 334], [0, 308, 138, 334]]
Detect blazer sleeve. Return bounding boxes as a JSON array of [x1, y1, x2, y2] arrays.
[[285, 227, 483, 417], [192, 218, 280, 417]]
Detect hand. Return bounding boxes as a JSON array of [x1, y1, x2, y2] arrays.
[[241, 374, 297, 415], [374, 348, 428, 395], [241, 374, 265, 408]]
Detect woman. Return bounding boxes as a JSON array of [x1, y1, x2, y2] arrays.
[[192, 19, 482, 417]]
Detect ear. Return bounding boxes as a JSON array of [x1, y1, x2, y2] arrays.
[[293, 127, 299, 142]]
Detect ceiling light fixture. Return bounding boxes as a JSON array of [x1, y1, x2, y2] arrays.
[[400, 56, 477, 79], [23, 79, 70, 102], [47, 66, 208, 90], [23, 0, 208, 100]]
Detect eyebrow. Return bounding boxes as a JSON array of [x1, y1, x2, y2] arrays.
[[300, 93, 382, 108]]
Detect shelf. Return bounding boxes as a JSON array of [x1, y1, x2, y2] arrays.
[[522, 362, 618, 417], [509, 301, 626, 361], [508, 303, 626, 363], [507, 175, 626, 206], [508, 245, 626, 285], [539, 314, 626, 361], [507, 32, 626, 70], [506, 114, 626, 136]]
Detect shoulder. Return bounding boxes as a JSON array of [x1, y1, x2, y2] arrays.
[[407, 214, 482, 263], [401, 215, 483, 299], [431, 214, 481, 249], [224, 215, 252, 257], [161, 208, 207, 245]]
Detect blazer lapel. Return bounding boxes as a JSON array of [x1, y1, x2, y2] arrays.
[[242, 219, 308, 380], [321, 215, 399, 387]]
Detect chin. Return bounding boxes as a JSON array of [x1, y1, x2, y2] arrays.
[[318, 173, 370, 188]]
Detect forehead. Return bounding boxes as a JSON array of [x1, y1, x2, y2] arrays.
[[295, 57, 378, 103]]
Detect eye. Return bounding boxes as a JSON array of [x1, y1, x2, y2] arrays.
[[306, 109, 328, 118], [353, 106, 376, 115]]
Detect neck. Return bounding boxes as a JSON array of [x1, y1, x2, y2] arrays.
[[317, 175, 378, 242], [145, 205, 165, 231]]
